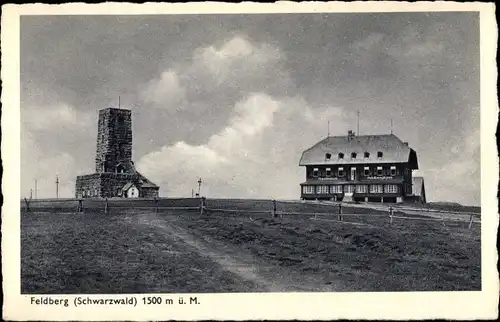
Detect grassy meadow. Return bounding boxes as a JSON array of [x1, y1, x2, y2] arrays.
[[21, 199, 481, 293]]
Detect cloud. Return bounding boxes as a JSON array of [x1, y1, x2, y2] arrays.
[[138, 36, 291, 114], [415, 126, 480, 205], [194, 36, 283, 84], [21, 102, 94, 198], [137, 92, 346, 199], [22, 103, 91, 131], [139, 69, 186, 108], [21, 129, 78, 199]]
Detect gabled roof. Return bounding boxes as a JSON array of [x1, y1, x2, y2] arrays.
[[299, 133, 418, 168], [122, 182, 137, 191], [136, 172, 159, 189]]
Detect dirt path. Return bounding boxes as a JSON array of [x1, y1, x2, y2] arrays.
[[136, 212, 339, 292]]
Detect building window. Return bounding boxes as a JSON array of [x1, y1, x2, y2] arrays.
[[330, 185, 343, 193], [385, 184, 398, 193], [377, 151, 383, 158], [364, 151, 370, 158], [377, 166, 383, 176], [345, 185, 355, 193], [302, 185, 315, 194], [317, 185, 329, 194], [338, 167, 344, 177], [94, 188, 98, 196], [390, 166, 396, 176], [83, 190, 87, 197], [370, 184, 383, 193], [351, 152, 357, 159], [364, 166, 370, 176], [312, 168, 319, 177], [325, 153, 331, 160], [356, 185, 368, 193], [326, 168, 332, 177], [338, 152, 344, 159]]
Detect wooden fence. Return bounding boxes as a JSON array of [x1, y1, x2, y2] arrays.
[[21, 197, 480, 229]]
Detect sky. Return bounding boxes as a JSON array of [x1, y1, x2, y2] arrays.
[[20, 12, 480, 205]]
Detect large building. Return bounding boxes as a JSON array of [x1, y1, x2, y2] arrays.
[[75, 107, 159, 199], [299, 130, 424, 203]]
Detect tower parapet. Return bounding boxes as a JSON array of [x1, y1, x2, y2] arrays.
[[95, 108, 133, 173]]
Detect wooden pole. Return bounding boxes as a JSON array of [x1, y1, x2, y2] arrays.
[[200, 197, 206, 215], [338, 203, 343, 221], [105, 198, 109, 214], [272, 199, 277, 218], [55, 175, 59, 199], [155, 197, 159, 213], [78, 199, 83, 213], [24, 197, 30, 212], [389, 206, 393, 225], [468, 214, 474, 230]]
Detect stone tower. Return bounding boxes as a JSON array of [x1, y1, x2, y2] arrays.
[[95, 108, 133, 174], [75, 107, 159, 199]]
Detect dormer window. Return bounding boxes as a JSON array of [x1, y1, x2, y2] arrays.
[[312, 168, 319, 177], [364, 152, 370, 158], [351, 152, 357, 159], [338, 167, 344, 177], [338, 153, 344, 159], [326, 168, 332, 177], [325, 153, 332, 160], [377, 151, 383, 158]]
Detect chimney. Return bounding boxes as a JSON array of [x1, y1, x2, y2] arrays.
[[403, 142, 409, 146]]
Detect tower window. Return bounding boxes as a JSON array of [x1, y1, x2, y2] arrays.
[[364, 152, 370, 158], [377, 151, 383, 158], [338, 153, 344, 159], [351, 152, 357, 159]]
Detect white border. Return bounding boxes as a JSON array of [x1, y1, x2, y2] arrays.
[[2, 2, 498, 320]]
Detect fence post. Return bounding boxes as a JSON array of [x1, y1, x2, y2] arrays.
[[200, 197, 206, 215], [155, 197, 159, 213], [389, 206, 393, 225], [105, 198, 109, 214], [272, 199, 277, 218], [78, 199, 83, 213], [338, 203, 343, 221], [24, 197, 30, 213], [468, 214, 474, 230]]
